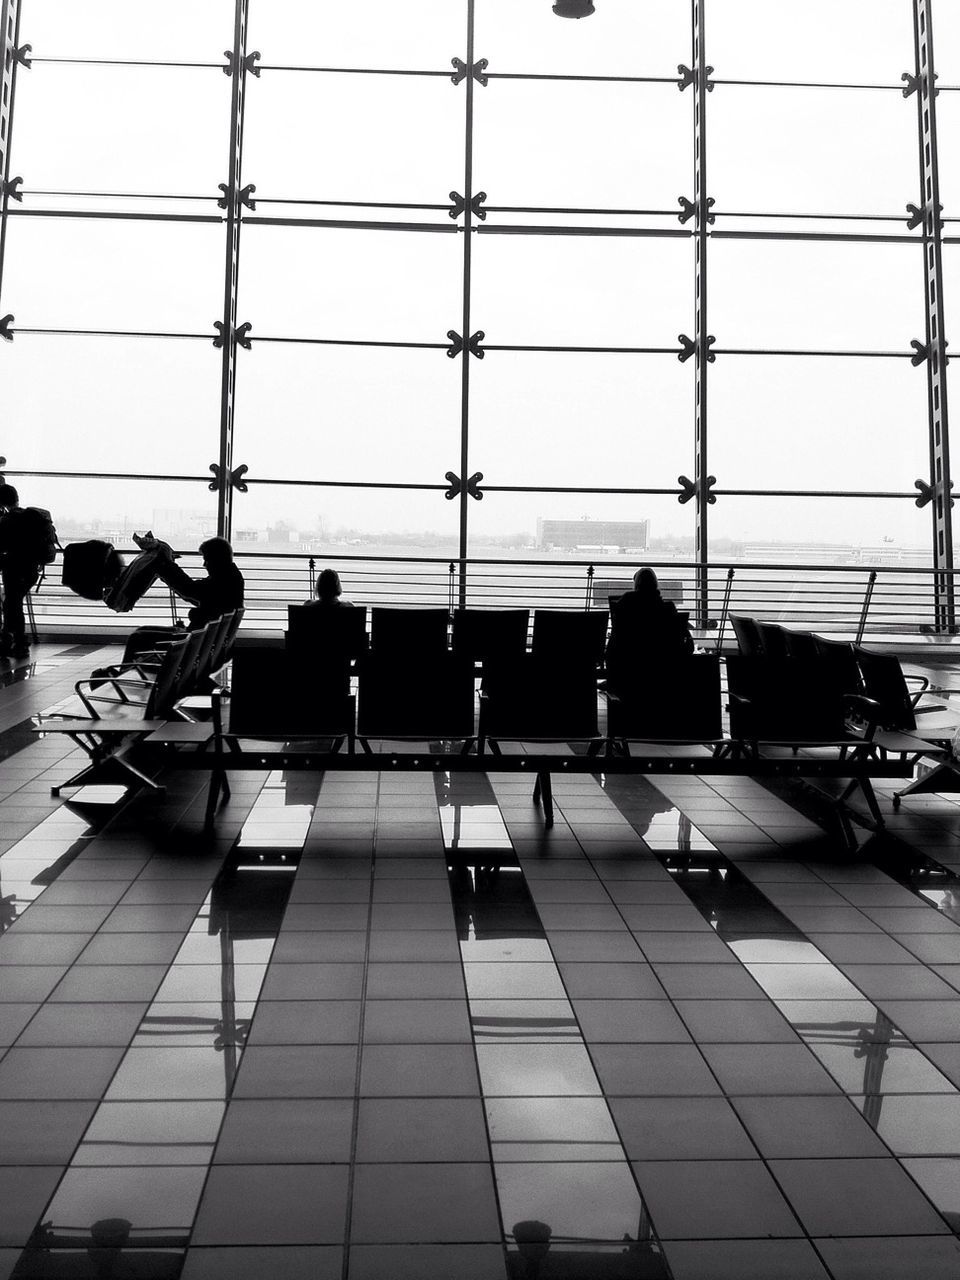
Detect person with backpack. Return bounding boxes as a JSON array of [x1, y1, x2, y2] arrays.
[[0, 484, 58, 660]]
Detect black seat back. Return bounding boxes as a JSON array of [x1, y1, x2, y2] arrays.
[[607, 654, 722, 741], [855, 647, 916, 732], [356, 653, 475, 739], [726, 656, 847, 742], [287, 603, 368, 661], [783, 629, 819, 661], [730, 614, 763, 657], [813, 635, 862, 696], [369, 607, 449, 658], [481, 655, 599, 740], [756, 621, 790, 660], [452, 609, 529, 662], [531, 609, 608, 665], [228, 646, 354, 737]]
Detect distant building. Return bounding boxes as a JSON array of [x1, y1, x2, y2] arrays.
[[537, 517, 649, 552]]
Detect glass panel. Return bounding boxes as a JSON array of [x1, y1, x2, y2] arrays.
[[1, 334, 220, 474], [235, 483, 459, 554], [470, 352, 691, 487], [243, 71, 460, 204], [708, 0, 912, 83], [237, 224, 461, 341], [467, 491, 693, 563], [710, 356, 928, 491], [710, 87, 914, 216], [940, 244, 960, 354], [475, 0, 688, 78], [247, 0, 465, 70], [474, 80, 687, 211], [471, 233, 691, 346], [932, 8, 960, 84], [2, 217, 225, 331], [937, 91, 960, 215], [233, 343, 460, 484], [709, 240, 923, 349], [22, 0, 235, 62], [708, 496, 932, 563], [11, 64, 230, 197], [22, 477, 216, 546]]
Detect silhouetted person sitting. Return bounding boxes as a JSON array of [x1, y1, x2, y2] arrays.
[[119, 535, 244, 663], [605, 566, 693, 694], [305, 568, 354, 608]]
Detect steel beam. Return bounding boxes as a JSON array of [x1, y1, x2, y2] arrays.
[[691, 0, 711, 628], [0, 0, 23, 305], [215, 0, 251, 539], [912, 0, 954, 630], [455, 0, 478, 609]]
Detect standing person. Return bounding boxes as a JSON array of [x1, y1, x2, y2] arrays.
[[604, 566, 693, 694], [0, 484, 58, 660]]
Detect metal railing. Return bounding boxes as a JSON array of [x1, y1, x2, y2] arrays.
[[23, 549, 960, 650]]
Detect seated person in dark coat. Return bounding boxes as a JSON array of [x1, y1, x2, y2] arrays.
[[605, 566, 693, 694], [119, 536, 244, 664]]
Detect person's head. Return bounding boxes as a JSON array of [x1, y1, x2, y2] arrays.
[[0, 484, 20, 512], [200, 536, 234, 573], [316, 568, 342, 601], [633, 566, 660, 598]]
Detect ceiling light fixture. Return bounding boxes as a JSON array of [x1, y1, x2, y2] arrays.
[[553, 0, 595, 16]]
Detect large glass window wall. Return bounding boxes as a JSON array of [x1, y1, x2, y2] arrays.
[[0, 0, 955, 625]]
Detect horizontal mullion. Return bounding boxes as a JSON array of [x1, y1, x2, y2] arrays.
[[241, 215, 455, 233], [256, 64, 453, 77], [711, 489, 915, 499], [7, 207, 223, 225], [709, 228, 919, 245], [243, 477, 449, 491], [20, 189, 220, 203], [710, 77, 904, 91], [29, 56, 222, 69], [254, 197, 454, 211], [249, 335, 451, 351], [3, 469, 210, 483], [8, 327, 213, 340], [476, 223, 691, 239]]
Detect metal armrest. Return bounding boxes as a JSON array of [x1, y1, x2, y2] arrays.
[[905, 674, 931, 707]]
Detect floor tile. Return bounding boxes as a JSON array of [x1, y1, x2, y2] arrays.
[[769, 1157, 950, 1236], [700, 1043, 842, 1096], [663, 1239, 830, 1280], [192, 1165, 349, 1245], [15, 1001, 147, 1048], [813, 1236, 960, 1280], [348, 1244, 507, 1280], [0, 1166, 70, 1247], [350, 1163, 501, 1244], [233, 1046, 359, 1098], [0, 1046, 125, 1099], [590, 1043, 720, 1096], [359, 1044, 480, 1097], [0, 1100, 96, 1165], [215, 1099, 354, 1163], [247, 1001, 361, 1046], [732, 1095, 888, 1158], [362, 1000, 472, 1044], [632, 1159, 802, 1239], [181, 1246, 343, 1280], [355, 1097, 489, 1162], [611, 1096, 755, 1160]]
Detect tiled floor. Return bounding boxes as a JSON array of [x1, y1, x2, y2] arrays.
[[2, 645, 960, 1277]]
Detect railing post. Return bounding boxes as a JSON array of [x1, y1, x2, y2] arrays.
[[584, 564, 594, 610], [912, 0, 955, 632], [308, 556, 316, 599], [448, 561, 456, 613], [715, 566, 734, 651], [856, 569, 877, 646]]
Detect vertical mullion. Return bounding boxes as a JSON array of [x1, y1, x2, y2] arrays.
[[0, 0, 23, 305], [913, 0, 954, 630], [692, 0, 710, 627], [457, 0, 476, 608], [216, 0, 250, 540]]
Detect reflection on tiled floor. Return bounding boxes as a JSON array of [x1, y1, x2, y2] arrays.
[[3, 647, 960, 1277]]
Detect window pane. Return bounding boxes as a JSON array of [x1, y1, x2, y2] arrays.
[[937, 91, 960, 216], [237, 225, 461, 341], [11, 65, 229, 198], [1, 335, 220, 474], [235, 484, 459, 556], [708, 0, 912, 83], [26, 478, 216, 547], [247, 0, 465, 70], [21, 0, 234, 62], [2, 218, 224, 331], [233, 344, 460, 484], [474, 81, 687, 210], [475, 0, 688, 77], [710, 87, 914, 216], [710, 356, 928, 490], [708, 495, 931, 560], [243, 72, 461, 204], [932, 7, 960, 84], [710, 240, 923, 349], [470, 352, 691, 487], [472, 233, 691, 346]]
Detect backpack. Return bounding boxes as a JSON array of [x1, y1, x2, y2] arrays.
[[104, 541, 174, 613], [62, 540, 125, 601], [4, 506, 59, 567]]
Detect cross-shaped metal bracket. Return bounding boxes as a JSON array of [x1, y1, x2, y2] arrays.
[[1, 177, 23, 202], [0, 315, 14, 342], [451, 57, 489, 86], [901, 69, 937, 98], [212, 321, 253, 349], [677, 333, 715, 363], [14, 44, 32, 69], [910, 339, 949, 367], [223, 49, 261, 77], [449, 191, 487, 221], [445, 471, 484, 501], [678, 195, 715, 225], [915, 478, 955, 509], [678, 474, 717, 505], [446, 330, 485, 359], [677, 63, 713, 91], [906, 200, 941, 230], [209, 463, 250, 493], [217, 182, 257, 211]]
